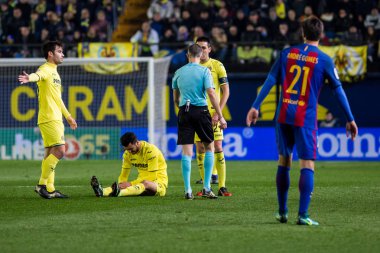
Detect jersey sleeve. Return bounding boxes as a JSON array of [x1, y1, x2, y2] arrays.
[[204, 68, 214, 89], [29, 66, 48, 83], [217, 62, 228, 85], [252, 54, 281, 109], [324, 57, 341, 89], [57, 96, 71, 119], [172, 70, 179, 89], [118, 152, 131, 183]]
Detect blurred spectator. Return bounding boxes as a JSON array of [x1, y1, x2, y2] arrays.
[[91, 9, 109, 41], [179, 9, 195, 31], [0, 3, 13, 41], [35, 0, 47, 15], [267, 7, 280, 39], [291, 0, 306, 18], [274, 22, 290, 49], [186, 0, 205, 20], [53, 0, 66, 17], [38, 28, 50, 44], [72, 29, 83, 43], [160, 27, 176, 52], [83, 26, 100, 42], [102, 0, 115, 29], [342, 25, 363, 46], [176, 25, 190, 43], [335, 8, 352, 38], [299, 5, 313, 22], [197, 9, 213, 33], [365, 26, 379, 62], [320, 10, 335, 39], [79, 8, 90, 33], [1, 34, 17, 57], [86, 0, 101, 22], [130, 21, 160, 56], [16, 26, 36, 57], [320, 111, 339, 127], [45, 11, 62, 40], [227, 25, 240, 62], [210, 26, 228, 61], [192, 25, 205, 41], [286, 9, 301, 41], [6, 7, 27, 39], [275, 0, 286, 20], [147, 0, 174, 19], [16, 0, 32, 22], [29, 10, 44, 41], [150, 12, 165, 38], [214, 7, 231, 31], [61, 11, 76, 41], [364, 7, 380, 30], [233, 9, 247, 33]]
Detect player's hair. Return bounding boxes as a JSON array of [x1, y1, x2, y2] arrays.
[[120, 132, 138, 147], [42, 41, 63, 59], [196, 36, 211, 47], [187, 44, 202, 58], [301, 16, 324, 41]]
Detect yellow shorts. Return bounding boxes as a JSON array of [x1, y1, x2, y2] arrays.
[[195, 123, 224, 142], [130, 179, 167, 197], [39, 120, 65, 148]]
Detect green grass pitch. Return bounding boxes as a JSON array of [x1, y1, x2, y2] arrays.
[[1, 160, 379, 253]]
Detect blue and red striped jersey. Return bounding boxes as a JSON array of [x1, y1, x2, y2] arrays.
[[253, 43, 346, 130]]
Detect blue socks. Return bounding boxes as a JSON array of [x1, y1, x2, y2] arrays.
[[298, 168, 314, 217], [203, 151, 214, 191], [181, 155, 192, 193], [276, 166, 290, 214]]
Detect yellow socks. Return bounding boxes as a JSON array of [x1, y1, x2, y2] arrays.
[[47, 170, 55, 192], [38, 154, 59, 190], [119, 183, 146, 197], [196, 152, 205, 181], [212, 165, 217, 175], [215, 152, 226, 188], [103, 187, 113, 197]]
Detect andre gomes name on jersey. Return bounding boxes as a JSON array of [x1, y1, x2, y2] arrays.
[[287, 52, 318, 64]]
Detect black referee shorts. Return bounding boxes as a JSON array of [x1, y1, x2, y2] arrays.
[[177, 105, 214, 145]]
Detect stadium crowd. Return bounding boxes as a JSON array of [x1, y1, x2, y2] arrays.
[[0, 0, 379, 67]]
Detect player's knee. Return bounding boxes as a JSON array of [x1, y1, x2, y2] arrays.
[[52, 145, 65, 159], [214, 141, 223, 152]]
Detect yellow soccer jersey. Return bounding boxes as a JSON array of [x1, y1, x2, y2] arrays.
[[30, 62, 70, 124], [118, 141, 168, 187], [200, 58, 228, 112]]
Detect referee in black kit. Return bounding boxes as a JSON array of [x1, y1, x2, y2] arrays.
[[172, 44, 227, 200]]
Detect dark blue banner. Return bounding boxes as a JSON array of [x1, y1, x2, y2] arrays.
[[163, 127, 380, 161]]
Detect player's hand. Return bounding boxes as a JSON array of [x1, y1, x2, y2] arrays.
[[212, 112, 219, 126], [118, 182, 131, 189], [346, 121, 358, 140], [246, 108, 259, 126], [18, 71, 29, 84], [219, 117, 227, 130], [67, 116, 78, 130]]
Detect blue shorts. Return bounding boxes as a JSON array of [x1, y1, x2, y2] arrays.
[[276, 123, 318, 160]]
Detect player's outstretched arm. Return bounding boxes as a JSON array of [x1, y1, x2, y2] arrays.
[[346, 121, 358, 140], [18, 71, 30, 84], [246, 107, 259, 126]]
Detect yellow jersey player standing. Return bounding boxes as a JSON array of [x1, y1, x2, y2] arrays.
[[18, 41, 78, 199], [90, 132, 168, 197], [195, 36, 232, 197]]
